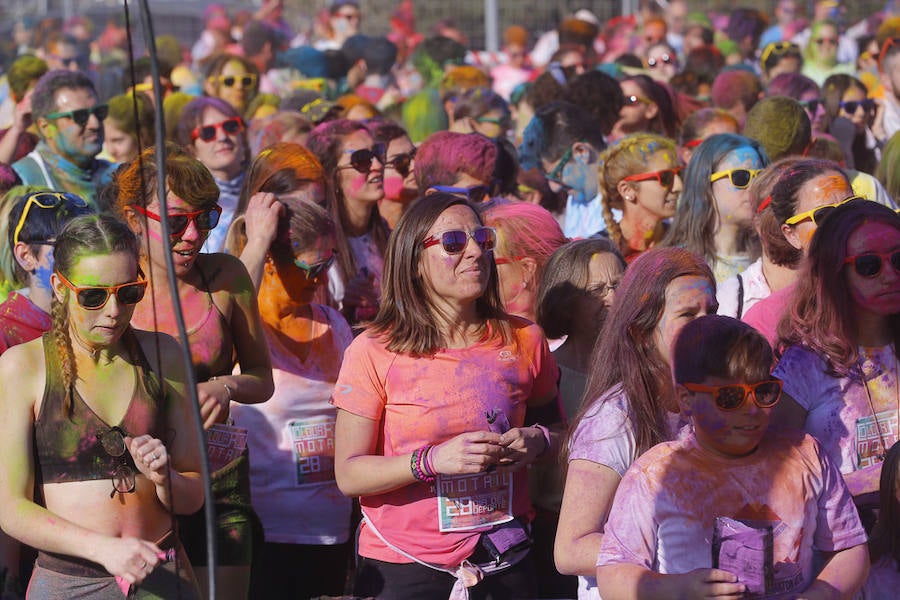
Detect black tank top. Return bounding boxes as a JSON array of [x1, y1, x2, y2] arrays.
[[34, 328, 167, 484]]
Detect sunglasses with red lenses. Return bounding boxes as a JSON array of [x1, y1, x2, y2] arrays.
[[844, 250, 900, 278], [682, 380, 783, 411], [422, 226, 497, 254], [133, 205, 222, 237], [191, 117, 244, 142]]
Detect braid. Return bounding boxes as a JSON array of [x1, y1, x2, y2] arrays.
[[598, 133, 677, 253], [50, 294, 77, 417]]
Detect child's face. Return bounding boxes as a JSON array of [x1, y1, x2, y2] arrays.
[[678, 376, 777, 459]]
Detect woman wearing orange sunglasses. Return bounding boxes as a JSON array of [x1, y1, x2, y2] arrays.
[[0, 214, 204, 598]]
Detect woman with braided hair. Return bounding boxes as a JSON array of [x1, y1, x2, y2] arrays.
[[0, 214, 203, 597], [599, 133, 682, 263]]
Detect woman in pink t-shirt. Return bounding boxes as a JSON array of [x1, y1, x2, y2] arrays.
[[333, 193, 558, 599]]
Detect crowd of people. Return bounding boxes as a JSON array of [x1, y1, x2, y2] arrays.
[[0, 0, 897, 598]]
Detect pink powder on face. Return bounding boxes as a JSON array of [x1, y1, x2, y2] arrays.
[[349, 172, 368, 195], [383, 175, 404, 200]]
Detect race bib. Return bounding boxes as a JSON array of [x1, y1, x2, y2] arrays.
[[288, 416, 336, 486], [436, 471, 514, 532], [856, 409, 899, 468], [207, 423, 248, 472]]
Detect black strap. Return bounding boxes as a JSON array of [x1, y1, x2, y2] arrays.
[[736, 273, 745, 319]]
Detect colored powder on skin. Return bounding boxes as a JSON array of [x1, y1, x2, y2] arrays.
[[349, 172, 368, 195], [34, 264, 53, 293], [814, 175, 851, 198], [383, 175, 404, 200]]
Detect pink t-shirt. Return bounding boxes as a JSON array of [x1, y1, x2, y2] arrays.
[[332, 318, 558, 569], [597, 430, 866, 597], [742, 282, 796, 347]]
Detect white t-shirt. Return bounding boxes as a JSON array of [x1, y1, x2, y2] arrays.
[[231, 304, 354, 544]]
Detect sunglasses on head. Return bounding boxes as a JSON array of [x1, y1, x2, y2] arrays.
[[783, 195, 863, 226], [385, 147, 416, 178], [709, 168, 760, 189], [844, 250, 900, 278], [422, 226, 497, 254], [879, 37, 900, 72], [211, 74, 257, 89], [44, 103, 108, 127], [429, 185, 491, 203], [682, 380, 783, 411], [760, 41, 798, 65], [294, 252, 336, 280], [57, 269, 148, 310], [839, 99, 875, 114], [13, 191, 90, 246], [647, 54, 674, 68], [132, 204, 222, 237], [99, 426, 136, 497], [191, 116, 244, 142], [622, 166, 682, 189], [340, 144, 386, 173]]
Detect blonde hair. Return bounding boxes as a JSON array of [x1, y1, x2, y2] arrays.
[[599, 133, 677, 249]]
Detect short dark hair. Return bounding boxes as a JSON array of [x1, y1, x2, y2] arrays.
[[31, 69, 97, 120], [562, 70, 624, 136], [673, 315, 773, 384]]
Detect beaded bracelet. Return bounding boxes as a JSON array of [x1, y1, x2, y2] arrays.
[[410, 445, 435, 483]]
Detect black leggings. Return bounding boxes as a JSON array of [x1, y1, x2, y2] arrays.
[[353, 552, 537, 600]]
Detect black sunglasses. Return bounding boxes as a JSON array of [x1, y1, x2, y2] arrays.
[[339, 144, 387, 174], [839, 99, 875, 114], [709, 168, 760, 189], [844, 250, 900, 278], [682, 380, 783, 411], [294, 253, 336, 280], [191, 117, 244, 142], [99, 426, 137, 497], [799, 99, 823, 113], [422, 226, 497, 254], [429, 185, 491, 203], [385, 148, 417, 178], [57, 269, 148, 310], [133, 205, 223, 237], [44, 104, 108, 127]]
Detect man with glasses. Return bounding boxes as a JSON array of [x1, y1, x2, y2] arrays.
[[518, 101, 607, 239], [12, 70, 115, 209]]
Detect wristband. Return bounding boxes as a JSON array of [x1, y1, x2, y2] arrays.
[[532, 424, 551, 457], [410, 445, 436, 483]]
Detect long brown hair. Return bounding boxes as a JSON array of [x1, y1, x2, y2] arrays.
[[51, 214, 140, 415], [776, 200, 900, 374], [567, 247, 715, 457], [869, 440, 900, 566], [367, 193, 510, 356], [305, 119, 390, 285]]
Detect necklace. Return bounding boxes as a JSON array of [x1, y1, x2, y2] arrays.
[[857, 346, 900, 463]]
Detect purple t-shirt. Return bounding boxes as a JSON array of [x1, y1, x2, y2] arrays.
[[597, 430, 866, 597]]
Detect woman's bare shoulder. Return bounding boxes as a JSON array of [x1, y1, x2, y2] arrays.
[[195, 253, 254, 296]]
